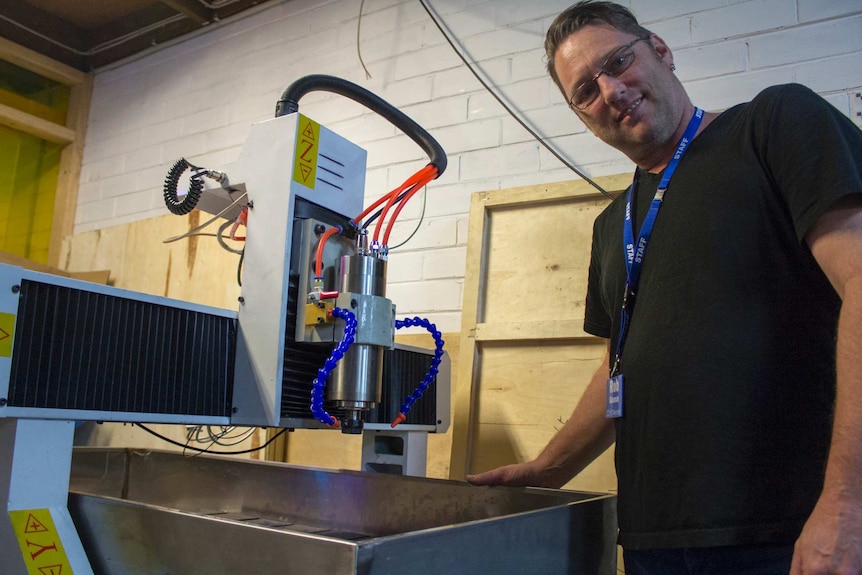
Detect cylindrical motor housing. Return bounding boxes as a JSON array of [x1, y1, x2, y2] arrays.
[[330, 254, 392, 432]]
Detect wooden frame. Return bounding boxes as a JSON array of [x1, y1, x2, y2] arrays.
[[0, 37, 92, 268], [448, 174, 631, 485]]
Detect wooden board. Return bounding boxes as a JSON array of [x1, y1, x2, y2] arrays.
[[449, 174, 630, 496]]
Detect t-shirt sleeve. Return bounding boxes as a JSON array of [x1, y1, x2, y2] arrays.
[[584, 216, 612, 339], [755, 84, 862, 242]]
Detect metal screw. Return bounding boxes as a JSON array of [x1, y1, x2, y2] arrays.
[[247, 201, 254, 209], [238, 296, 245, 304], [232, 407, 238, 414], [11, 285, 19, 293], [0, 398, 7, 407], [315, 224, 326, 235]]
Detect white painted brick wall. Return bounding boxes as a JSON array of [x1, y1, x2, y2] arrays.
[[76, 0, 862, 329]]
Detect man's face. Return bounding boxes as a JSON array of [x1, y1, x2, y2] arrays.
[[553, 24, 686, 164]]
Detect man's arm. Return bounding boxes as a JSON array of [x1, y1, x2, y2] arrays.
[[467, 345, 615, 489], [794, 196, 862, 575]]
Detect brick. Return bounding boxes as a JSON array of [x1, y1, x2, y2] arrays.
[[538, 132, 631, 170], [468, 91, 506, 120], [674, 41, 747, 81], [501, 105, 584, 145], [182, 106, 230, 137], [631, 0, 727, 24], [461, 20, 545, 62], [383, 250, 423, 283], [81, 156, 126, 183], [423, 181, 488, 218], [113, 190, 154, 217], [74, 199, 114, 227], [76, 181, 101, 204], [690, 0, 797, 44], [510, 49, 548, 83], [132, 165, 170, 194], [685, 68, 796, 111], [494, 1, 570, 27], [749, 16, 862, 69], [422, 246, 467, 279], [401, 95, 469, 129], [385, 217, 458, 250], [162, 134, 207, 165], [386, 278, 463, 313], [461, 142, 539, 181], [799, 0, 862, 21], [434, 118, 501, 154], [794, 53, 862, 94], [394, 44, 462, 81], [124, 144, 163, 171], [432, 66, 484, 99], [456, 216, 469, 246], [364, 136, 428, 168]]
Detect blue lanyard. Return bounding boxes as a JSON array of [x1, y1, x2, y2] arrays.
[[611, 107, 704, 376]]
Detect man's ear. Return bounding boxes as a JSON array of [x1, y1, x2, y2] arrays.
[[648, 33, 673, 65]]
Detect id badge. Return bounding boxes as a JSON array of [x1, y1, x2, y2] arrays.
[[605, 374, 624, 418]]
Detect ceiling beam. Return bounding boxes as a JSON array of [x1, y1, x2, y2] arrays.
[[160, 0, 213, 25], [0, 0, 86, 70]]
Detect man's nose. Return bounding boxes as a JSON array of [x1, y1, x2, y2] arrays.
[[596, 73, 625, 105]]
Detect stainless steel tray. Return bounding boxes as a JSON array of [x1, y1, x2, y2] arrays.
[[69, 448, 616, 574]]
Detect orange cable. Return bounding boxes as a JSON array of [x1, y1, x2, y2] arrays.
[[382, 168, 437, 246], [314, 226, 342, 278], [354, 166, 431, 226], [373, 164, 436, 243]]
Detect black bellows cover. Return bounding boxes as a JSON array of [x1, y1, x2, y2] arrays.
[[7, 279, 235, 417]]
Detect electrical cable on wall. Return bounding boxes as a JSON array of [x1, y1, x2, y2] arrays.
[[357, 0, 373, 79], [418, 0, 614, 199]]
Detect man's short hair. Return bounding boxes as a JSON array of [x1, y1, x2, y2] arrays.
[[545, 1, 652, 94]]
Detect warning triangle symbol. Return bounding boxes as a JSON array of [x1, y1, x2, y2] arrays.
[[300, 164, 312, 182], [0, 327, 9, 341], [24, 514, 49, 534], [303, 124, 316, 141], [39, 565, 64, 575]]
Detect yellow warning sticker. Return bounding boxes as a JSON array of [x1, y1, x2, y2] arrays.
[[293, 114, 320, 189], [0, 311, 14, 357], [8, 509, 74, 574]]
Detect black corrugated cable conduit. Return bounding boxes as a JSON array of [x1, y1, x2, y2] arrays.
[[163, 158, 205, 215], [275, 74, 447, 177]]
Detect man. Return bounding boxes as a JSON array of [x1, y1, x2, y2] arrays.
[[466, 2, 862, 574]]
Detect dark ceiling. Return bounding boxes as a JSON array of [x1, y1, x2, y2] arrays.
[[0, 0, 273, 72]]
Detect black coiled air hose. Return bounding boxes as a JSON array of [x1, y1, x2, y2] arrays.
[[163, 158, 205, 215], [274, 74, 447, 177]]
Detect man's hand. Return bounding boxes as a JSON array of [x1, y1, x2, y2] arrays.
[[791, 494, 862, 574], [467, 461, 548, 488]]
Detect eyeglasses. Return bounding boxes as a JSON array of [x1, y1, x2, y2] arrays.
[[568, 37, 649, 110]]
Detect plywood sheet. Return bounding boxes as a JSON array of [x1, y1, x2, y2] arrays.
[[470, 340, 614, 493], [451, 174, 630, 497], [482, 197, 606, 324]]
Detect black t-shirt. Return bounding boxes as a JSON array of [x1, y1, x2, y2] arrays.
[[584, 84, 862, 549]]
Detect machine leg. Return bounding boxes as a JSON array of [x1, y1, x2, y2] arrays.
[[361, 429, 428, 477], [0, 418, 94, 574]]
